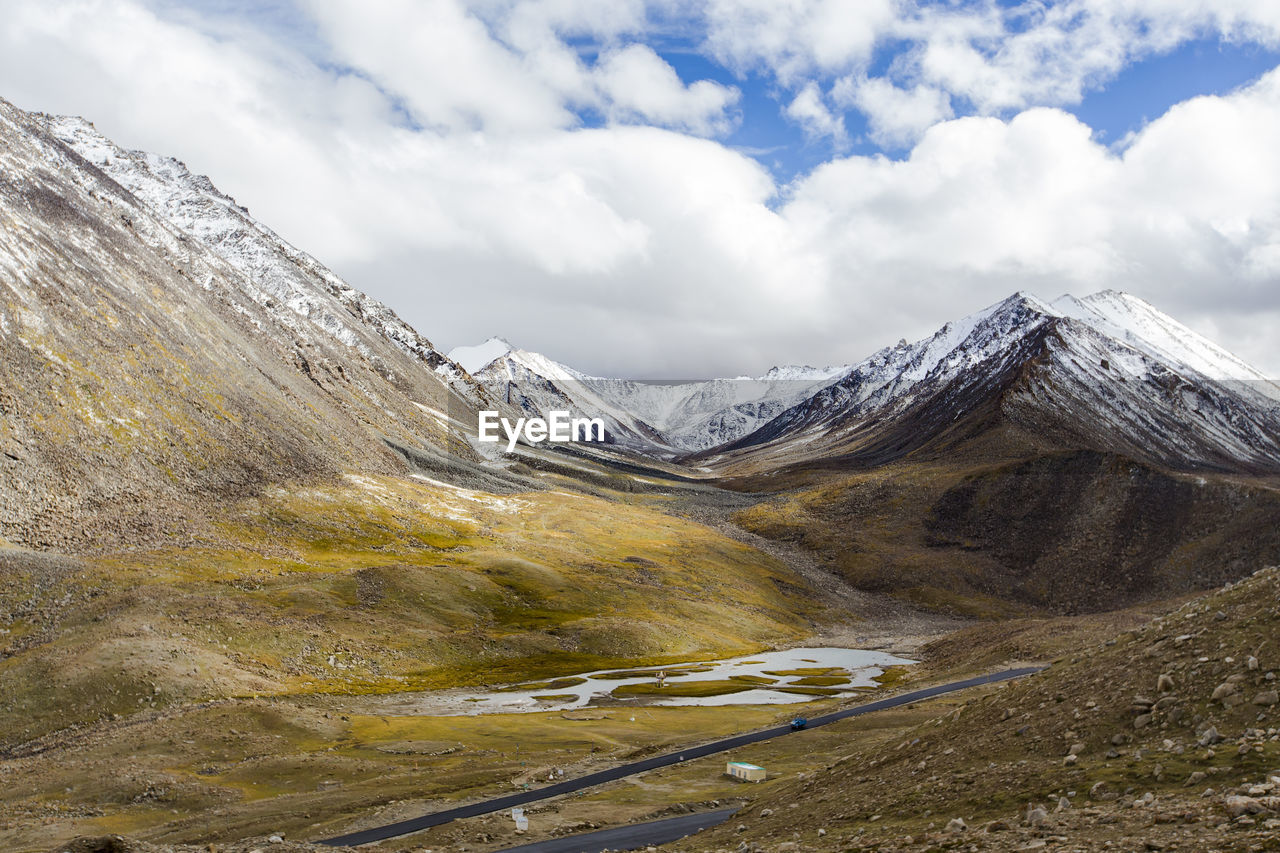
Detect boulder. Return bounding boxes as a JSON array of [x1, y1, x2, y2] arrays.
[[1197, 726, 1223, 746]]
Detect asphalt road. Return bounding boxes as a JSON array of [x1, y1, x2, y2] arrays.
[[317, 666, 1043, 847], [491, 807, 740, 853]]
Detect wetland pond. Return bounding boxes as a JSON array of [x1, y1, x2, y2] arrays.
[[384, 647, 915, 716]]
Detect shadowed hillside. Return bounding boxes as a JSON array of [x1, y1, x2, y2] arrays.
[[733, 453, 1280, 616]]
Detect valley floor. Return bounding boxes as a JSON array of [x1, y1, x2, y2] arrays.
[[0, 465, 960, 853], [1, 592, 1161, 853], [5, 462, 1277, 853]]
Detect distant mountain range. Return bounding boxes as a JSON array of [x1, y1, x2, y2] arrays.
[[450, 336, 849, 455], [450, 290, 1280, 474]]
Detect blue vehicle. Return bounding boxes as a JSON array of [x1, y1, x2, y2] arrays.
[[789, 717, 807, 731]]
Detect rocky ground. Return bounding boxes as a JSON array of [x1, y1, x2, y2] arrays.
[[48, 837, 333, 853], [682, 566, 1280, 853]]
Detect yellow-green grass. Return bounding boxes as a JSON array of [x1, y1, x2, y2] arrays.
[[728, 674, 778, 685], [789, 675, 851, 686], [1, 473, 820, 747], [870, 664, 911, 690], [611, 679, 757, 698]]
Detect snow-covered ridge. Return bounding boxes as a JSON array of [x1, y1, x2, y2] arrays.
[[43, 114, 467, 384], [459, 289, 1280, 470], [728, 290, 1280, 471], [450, 337, 515, 375], [449, 339, 853, 452], [1051, 291, 1274, 387]]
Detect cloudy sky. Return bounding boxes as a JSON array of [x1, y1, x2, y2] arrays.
[[2, 0, 1279, 377]]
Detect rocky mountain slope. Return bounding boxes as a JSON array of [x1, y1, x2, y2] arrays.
[[0, 98, 500, 549], [708, 293, 1280, 617], [734, 447, 1280, 616], [41, 115, 471, 388], [694, 564, 1280, 852]]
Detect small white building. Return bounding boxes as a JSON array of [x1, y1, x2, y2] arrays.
[[725, 761, 766, 782]]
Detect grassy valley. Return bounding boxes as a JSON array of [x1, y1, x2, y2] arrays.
[[2, 473, 821, 748]]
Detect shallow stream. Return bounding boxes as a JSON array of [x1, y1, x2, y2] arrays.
[[384, 646, 916, 716]]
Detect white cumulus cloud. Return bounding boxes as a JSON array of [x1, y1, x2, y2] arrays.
[[784, 81, 846, 145], [0, 0, 1279, 376], [833, 75, 953, 148]]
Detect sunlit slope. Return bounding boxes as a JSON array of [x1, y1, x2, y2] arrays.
[[0, 475, 818, 748], [0, 97, 483, 550]]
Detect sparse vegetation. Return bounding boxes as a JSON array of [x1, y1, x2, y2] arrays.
[[688, 565, 1280, 852], [733, 453, 1280, 617], [611, 679, 757, 698]]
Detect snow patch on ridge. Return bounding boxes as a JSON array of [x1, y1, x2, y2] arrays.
[[449, 337, 515, 375], [43, 113, 470, 386]]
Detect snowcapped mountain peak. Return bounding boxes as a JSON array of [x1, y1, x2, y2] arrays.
[[1051, 290, 1275, 386], [1003, 290, 1057, 312], [448, 337, 516, 375], [719, 287, 1280, 473]]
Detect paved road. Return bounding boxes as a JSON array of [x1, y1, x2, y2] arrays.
[[318, 666, 1042, 847], [491, 807, 740, 853]]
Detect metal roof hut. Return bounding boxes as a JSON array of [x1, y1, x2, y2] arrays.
[[725, 761, 766, 782]]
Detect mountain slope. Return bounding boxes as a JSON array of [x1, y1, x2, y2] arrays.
[[692, 565, 1280, 852], [42, 114, 470, 386], [717, 294, 1280, 616], [0, 98, 491, 548], [708, 291, 1280, 476]]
